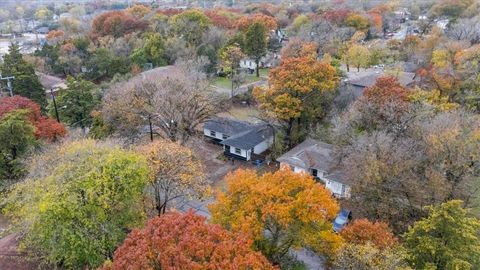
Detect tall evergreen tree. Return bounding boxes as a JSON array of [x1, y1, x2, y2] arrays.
[[245, 22, 267, 77], [1, 43, 46, 109]]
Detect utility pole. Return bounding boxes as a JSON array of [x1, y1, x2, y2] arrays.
[[0, 75, 15, 96], [50, 87, 60, 123]]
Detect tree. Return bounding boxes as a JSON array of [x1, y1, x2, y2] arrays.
[[35, 7, 53, 23], [91, 11, 148, 38], [131, 32, 167, 67], [235, 13, 278, 32], [51, 76, 98, 130], [340, 219, 398, 249], [170, 10, 211, 47], [334, 243, 411, 270], [103, 64, 222, 144], [0, 95, 66, 142], [245, 22, 267, 77], [219, 44, 245, 97], [344, 44, 371, 72], [138, 141, 210, 215], [254, 52, 338, 147], [126, 4, 151, 18], [99, 212, 275, 270], [0, 110, 35, 183], [209, 168, 341, 265], [3, 140, 149, 269], [1, 43, 46, 109], [404, 200, 480, 270], [345, 13, 370, 32]]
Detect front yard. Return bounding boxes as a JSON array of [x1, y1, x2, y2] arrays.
[[213, 68, 270, 89]]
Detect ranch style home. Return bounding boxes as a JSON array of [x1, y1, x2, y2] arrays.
[[277, 138, 351, 198], [203, 117, 273, 161]]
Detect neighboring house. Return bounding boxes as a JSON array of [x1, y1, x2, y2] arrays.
[[277, 138, 351, 198], [240, 57, 272, 72], [345, 70, 417, 98], [204, 117, 273, 161]]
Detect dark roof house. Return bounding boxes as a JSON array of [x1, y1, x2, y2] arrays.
[[346, 70, 417, 98], [203, 117, 273, 161]]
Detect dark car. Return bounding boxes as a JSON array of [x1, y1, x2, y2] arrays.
[[333, 209, 351, 233]]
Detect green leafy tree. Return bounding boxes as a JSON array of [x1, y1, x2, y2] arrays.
[[219, 44, 245, 97], [132, 33, 167, 67], [50, 77, 98, 129], [404, 200, 480, 270], [170, 10, 211, 47], [0, 110, 35, 184], [245, 22, 267, 77], [1, 43, 46, 109], [3, 140, 149, 269]]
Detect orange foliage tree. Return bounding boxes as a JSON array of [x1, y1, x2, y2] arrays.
[[0, 96, 66, 141], [91, 11, 148, 38], [254, 47, 338, 147], [235, 13, 278, 31], [209, 168, 341, 265], [340, 219, 398, 249], [100, 211, 275, 270]]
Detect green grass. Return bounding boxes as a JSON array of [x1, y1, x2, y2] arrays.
[[213, 68, 270, 89]]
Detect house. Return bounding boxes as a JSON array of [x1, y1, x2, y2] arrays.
[[37, 72, 67, 98], [345, 69, 417, 98], [240, 57, 273, 72], [276, 138, 351, 198], [204, 117, 273, 161]]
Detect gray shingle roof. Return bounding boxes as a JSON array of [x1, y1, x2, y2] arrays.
[[348, 71, 416, 88], [204, 117, 253, 137], [277, 138, 351, 185], [220, 124, 272, 149]]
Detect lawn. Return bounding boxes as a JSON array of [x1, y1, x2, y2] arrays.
[[213, 68, 270, 89]]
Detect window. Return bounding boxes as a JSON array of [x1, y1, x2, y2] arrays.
[[210, 130, 216, 137], [235, 148, 241, 154], [222, 134, 229, 140], [311, 169, 318, 177], [341, 184, 346, 196]]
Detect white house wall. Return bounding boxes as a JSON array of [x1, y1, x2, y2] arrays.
[[203, 128, 225, 140], [227, 146, 249, 159], [253, 137, 274, 154]]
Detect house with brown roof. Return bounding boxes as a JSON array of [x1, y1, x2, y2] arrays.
[[276, 138, 350, 198], [345, 70, 417, 98]]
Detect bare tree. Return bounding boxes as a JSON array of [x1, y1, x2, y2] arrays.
[[447, 16, 480, 44]]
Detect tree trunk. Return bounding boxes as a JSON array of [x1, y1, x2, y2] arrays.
[[255, 58, 260, 77], [285, 118, 294, 148], [346, 63, 350, 72], [148, 116, 153, 142]]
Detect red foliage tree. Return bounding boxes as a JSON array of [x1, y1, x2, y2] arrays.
[[204, 10, 234, 29], [361, 76, 410, 108], [323, 9, 352, 25], [235, 13, 278, 31], [100, 211, 276, 270], [91, 11, 148, 38], [0, 96, 66, 141], [340, 219, 398, 249]]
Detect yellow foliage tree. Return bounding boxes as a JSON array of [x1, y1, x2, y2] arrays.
[[209, 168, 341, 264], [138, 140, 211, 215]]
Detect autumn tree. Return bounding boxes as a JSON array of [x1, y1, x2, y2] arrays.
[[236, 13, 278, 31], [334, 243, 411, 270], [169, 10, 211, 47], [100, 212, 275, 270], [209, 168, 341, 266], [91, 11, 148, 38], [245, 22, 268, 77], [254, 49, 338, 147], [219, 44, 245, 97], [340, 219, 398, 249], [343, 44, 371, 72], [3, 140, 149, 269], [1, 43, 46, 109], [345, 13, 370, 32], [103, 64, 222, 144], [404, 200, 480, 270], [0, 95, 66, 141], [126, 4, 151, 18], [138, 141, 210, 215]]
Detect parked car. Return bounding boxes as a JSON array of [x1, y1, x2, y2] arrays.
[[333, 209, 351, 232]]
